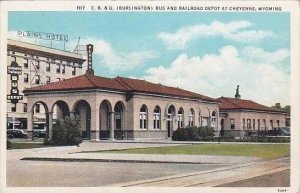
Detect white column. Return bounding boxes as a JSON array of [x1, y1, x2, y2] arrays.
[[110, 112, 115, 140], [69, 111, 76, 120], [90, 109, 100, 141], [27, 110, 33, 139], [48, 112, 53, 139]]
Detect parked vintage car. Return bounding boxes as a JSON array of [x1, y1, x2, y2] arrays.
[[33, 129, 46, 138], [7, 129, 28, 139]]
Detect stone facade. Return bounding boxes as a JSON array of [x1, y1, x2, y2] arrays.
[[25, 88, 219, 140]]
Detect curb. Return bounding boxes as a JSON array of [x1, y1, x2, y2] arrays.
[[92, 140, 290, 145], [21, 157, 227, 165]]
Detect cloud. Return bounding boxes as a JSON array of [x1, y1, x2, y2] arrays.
[[71, 38, 159, 72], [241, 47, 290, 64], [157, 21, 276, 50], [143, 46, 290, 106]]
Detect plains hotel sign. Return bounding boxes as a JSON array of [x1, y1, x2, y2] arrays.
[[17, 31, 68, 42], [7, 61, 23, 104]]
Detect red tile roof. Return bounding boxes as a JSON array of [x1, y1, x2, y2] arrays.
[[217, 97, 285, 113], [24, 74, 215, 102]]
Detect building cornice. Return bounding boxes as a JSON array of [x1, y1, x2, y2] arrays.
[[219, 108, 287, 115], [24, 88, 218, 105]]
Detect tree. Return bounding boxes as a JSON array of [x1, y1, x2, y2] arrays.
[[49, 116, 82, 146], [271, 103, 290, 116], [283, 105, 291, 116]]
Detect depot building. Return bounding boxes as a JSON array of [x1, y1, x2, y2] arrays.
[[24, 71, 219, 140]]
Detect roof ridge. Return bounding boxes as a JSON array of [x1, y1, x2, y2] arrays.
[[83, 74, 98, 88], [223, 97, 242, 108], [114, 77, 134, 91]]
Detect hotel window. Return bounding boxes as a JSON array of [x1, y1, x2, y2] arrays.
[[62, 65, 65, 74], [23, 103, 27, 112], [270, 120, 274, 130], [230, 119, 235, 130], [24, 73, 29, 83], [247, 119, 251, 129], [211, 111, 217, 129], [139, 105, 147, 129], [35, 104, 40, 113], [35, 75, 40, 84], [56, 64, 60, 73], [277, 120, 280, 127], [57, 78, 61, 82], [36, 61, 40, 70], [243, 119, 245, 129], [72, 67, 76, 75], [24, 59, 28, 68], [47, 76, 51, 83], [11, 103, 16, 112], [253, 119, 255, 130], [153, 106, 160, 129], [258, 119, 260, 130], [188, 109, 194, 127], [177, 108, 184, 128], [46, 62, 51, 72]]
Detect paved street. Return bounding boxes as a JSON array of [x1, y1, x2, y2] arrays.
[[7, 160, 226, 187], [6, 141, 290, 187]]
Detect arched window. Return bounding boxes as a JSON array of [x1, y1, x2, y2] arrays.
[[177, 108, 184, 128], [188, 109, 194, 127], [211, 111, 217, 129], [139, 105, 147, 129], [153, 106, 160, 129]]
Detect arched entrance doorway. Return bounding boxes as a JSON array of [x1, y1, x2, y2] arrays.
[[100, 100, 112, 139], [114, 101, 125, 139], [49, 100, 70, 139], [73, 100, 91, 140], [31, 101, 49, 139], [166, 105, 176, 138], [52, 100, 70, 120]]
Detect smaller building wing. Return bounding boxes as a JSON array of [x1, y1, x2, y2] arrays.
[[217, 97, 286, 113]]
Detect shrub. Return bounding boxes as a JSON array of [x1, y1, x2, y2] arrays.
[[198, 126, 215, 141], [7, 139, 12, 149], [172, 126, 215, 141], [50, 116, 82, 146]]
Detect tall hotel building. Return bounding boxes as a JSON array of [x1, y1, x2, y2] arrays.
[[7, 39, 85, 130]]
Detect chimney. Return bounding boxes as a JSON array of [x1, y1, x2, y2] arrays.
[[235, 85, 241, 99], [86, 44, 94, 75]]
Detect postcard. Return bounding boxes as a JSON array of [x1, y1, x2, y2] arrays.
[[0, 1, 299, 193]]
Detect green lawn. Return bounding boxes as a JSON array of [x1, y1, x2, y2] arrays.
[[84, 144, 290, 159], [8, 143, 57, 149]]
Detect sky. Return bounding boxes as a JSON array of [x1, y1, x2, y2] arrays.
[[8, 11, 290, 106]]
